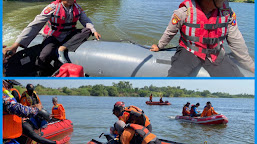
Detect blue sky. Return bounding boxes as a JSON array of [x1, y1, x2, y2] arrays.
[[15, 79, 254, 95]]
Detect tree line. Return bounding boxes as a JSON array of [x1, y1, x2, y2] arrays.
[[14, 81, 253, 98], [229, 0, 254, 3]]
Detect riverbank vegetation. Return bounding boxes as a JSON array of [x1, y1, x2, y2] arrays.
[[14, 81, 253, 98]]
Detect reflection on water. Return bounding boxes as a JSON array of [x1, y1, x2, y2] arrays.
[[3, 0, 254, 58]]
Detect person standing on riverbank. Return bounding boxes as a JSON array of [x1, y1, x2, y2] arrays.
[[150, 0, 254, 77], [3, 0, 101, 76]]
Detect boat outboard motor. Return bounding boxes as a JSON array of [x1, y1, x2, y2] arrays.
[[30, 108, 50, 130]]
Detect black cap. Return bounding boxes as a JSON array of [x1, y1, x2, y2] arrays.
[[196, 103, 200, 106], [207, 101, 211, 104], [187, 102, 190, 104]]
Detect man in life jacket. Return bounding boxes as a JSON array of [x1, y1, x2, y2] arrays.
[[2, 80, 42, 144], [113, 120, 161, 144], [112, 101, 152, 132], [51, 97, 66, 122], [182, 102, 190, 116], [190, 103, 201, 117], [3, 0, 101, 76], [149, 94, 153, 102], [201, 101, 218, 117], [20, 84, 41, 106], [150, 0, 254, 77], [159, 96, 163, 103], [3, 80, 21, 102]]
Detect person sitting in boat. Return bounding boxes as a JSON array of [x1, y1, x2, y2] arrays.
[[3, 0, 101, 76], [201, 101, 218, 117], [149, 94, 153, 102], [159, 96, 164, 103], [112, 101, 152, 132], [3, 80, 21, 102], [16, 108, 70, 144], [112, 120, 161, 144], [182, 102, 190, 116], [150, 0, 254, 77], [190, 103, 201, 117], [51, 97, 66, 122], [20, 84, 41, 106]]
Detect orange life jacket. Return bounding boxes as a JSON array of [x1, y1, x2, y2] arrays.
[[127, 124, 158, 144], [52, 104, 66, 120], [119, 106, 151, 127], [20, 91, 41, 106], [182, 105, 190, 116], [179, 0, 231, 62], [10, 88, 21, 102], [201, 107, 218, 117], [3, 88, 22, 139], [43, 0, 81, 37]]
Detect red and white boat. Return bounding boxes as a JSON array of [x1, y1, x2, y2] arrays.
[[146, 101, 171, 105], [41, 119, 74, 139], [175, 114, 228, 125]]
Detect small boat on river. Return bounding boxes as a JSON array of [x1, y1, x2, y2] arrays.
[[146, 101, 171, 105], [175, 114, 228, 125]]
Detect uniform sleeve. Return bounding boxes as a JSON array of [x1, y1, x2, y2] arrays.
[[120, 128, 135, 144], [15, 4, 56, 48], [226, 9, 254, 71], [77, 4, 96, 33], [157, 7, 187, 49], [3, 96, 39, 118]]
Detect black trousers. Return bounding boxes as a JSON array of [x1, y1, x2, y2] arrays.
[[16, 121, 56, 144], [36, 28, 92, 76], [168, 47, 244, 77]]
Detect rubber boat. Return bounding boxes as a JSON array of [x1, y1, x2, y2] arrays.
[[175, 114, 228, 125], [146, 101, 171, 105], [87, 133, 184, 144], [40, 119, 73, 139], [5, 34, 254, 77]]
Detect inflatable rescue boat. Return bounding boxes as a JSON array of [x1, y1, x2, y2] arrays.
[[146, 101, 171, 105], [175, 114, 228, 125], [5, 34, 254, 77], [40, 119, 73, 139]]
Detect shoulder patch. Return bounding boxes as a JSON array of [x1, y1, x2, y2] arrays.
[[44, 7, 53, 14], [231, 12, 237, 26], [172, 14, 181, 25], [221, 8, 230, 16]]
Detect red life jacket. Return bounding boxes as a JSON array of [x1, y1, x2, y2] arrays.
[[179, 0, 231, 62], [43, 0, 81, 38], [127, 124, 158, 144]]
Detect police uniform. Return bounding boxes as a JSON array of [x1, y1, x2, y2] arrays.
[[157, 0, 254, 77], [15, 1, 97, 75]]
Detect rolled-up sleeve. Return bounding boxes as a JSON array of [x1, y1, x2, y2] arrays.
[[78, 4, 96, 33]]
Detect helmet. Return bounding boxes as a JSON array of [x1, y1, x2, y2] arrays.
[[114, 101, 125, 108], [114, 120, 126, 134], [113, 101, 125, 114]]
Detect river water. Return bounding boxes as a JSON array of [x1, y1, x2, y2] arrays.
[[2, 0, 255, 58], [40, 96, 254, 144]]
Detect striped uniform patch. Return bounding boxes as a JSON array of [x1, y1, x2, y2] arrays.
[[172, 14, 181, 25], [44, 7, 53, 14]]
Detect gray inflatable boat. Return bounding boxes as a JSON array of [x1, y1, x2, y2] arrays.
[[9, 34, 253, 77]]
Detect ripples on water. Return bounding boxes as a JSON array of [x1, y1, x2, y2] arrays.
[[40, 96, 254, 144], [3, 0, 254, 58]]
